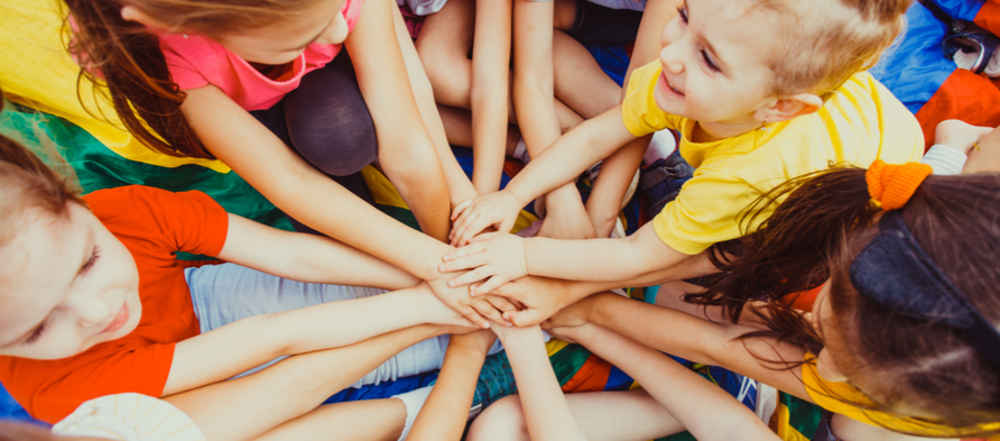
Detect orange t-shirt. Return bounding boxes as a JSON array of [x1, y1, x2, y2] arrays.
[[0, 186, 229, 423]]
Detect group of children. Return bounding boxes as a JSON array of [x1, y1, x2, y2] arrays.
[[0, 0, 999, 439]]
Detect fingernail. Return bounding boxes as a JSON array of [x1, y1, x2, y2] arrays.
[[482, 322, 491, 329]]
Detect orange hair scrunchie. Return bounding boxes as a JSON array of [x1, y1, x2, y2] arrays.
[[865, 159, 932, 211]]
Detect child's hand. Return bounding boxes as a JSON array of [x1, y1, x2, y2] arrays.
[[417, 283, 483, 328], [439, 233, 528, 296], [449, 190, 522, 247], [487, 276, 575, 327], [935, 119, 994, 154], [427, 277, 508, 329], [541, 295, 596, 330]]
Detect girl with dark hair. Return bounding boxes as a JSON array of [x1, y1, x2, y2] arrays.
[[480, 159, 1000, 440]]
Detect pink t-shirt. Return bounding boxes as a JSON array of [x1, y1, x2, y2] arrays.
[[159, 0, 364, 111]]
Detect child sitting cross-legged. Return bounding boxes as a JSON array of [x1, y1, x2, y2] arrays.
[[440, 0, 923, 320]]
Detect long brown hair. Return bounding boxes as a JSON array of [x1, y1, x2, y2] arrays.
[[0, 98, 85, 249], [62, 0, 319, 159], [690, 167, 1000, 434]]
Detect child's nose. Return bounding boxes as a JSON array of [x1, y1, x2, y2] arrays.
[[659, 45, 685, 75], [67, 292, 113, 328]]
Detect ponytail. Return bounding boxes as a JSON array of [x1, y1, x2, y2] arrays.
[[62, 0, 213, 159]]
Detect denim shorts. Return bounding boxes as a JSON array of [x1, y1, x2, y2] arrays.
[[184, 263, 450, 387]]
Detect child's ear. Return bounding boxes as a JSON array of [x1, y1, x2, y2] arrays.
[[120, 5, 175, 31], [757, 93, 823, 124]]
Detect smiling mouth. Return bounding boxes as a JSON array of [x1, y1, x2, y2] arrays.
[[100, 303, 129, 334], [664, 75, 684, 97]]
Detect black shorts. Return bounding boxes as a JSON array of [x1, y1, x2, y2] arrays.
[[566, 0, 643, 45]]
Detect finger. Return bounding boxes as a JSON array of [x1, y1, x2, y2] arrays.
[[447, 268, 491, 288], [483, 294, 518, 313], [442, 242, 485, 262], [458, 217, 492, 247], [506, 308, 545, 327], [471, 300, 505, 326], [467, 231, 504, 244], [459, 306, 490, 329], [451, 199, 474, 221], [439, 253, 489, 276], [450, 213, 478, 247], [472, 275, 509, 297], [540, 319, 554, 331]]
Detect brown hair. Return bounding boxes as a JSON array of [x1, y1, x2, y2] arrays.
[[62, 0, 320, 159], [690, 167, 1000, 435], [0, 98, 85, 249], [751, 0, 913, 99]]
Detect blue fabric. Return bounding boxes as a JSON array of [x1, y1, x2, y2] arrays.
[[929, 0, 985, 22], [870, 1, 958, 114]]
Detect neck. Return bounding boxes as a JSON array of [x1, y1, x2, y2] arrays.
[[692, 118, 764, 143]]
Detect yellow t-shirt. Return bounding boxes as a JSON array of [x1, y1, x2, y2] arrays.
[[621, 61, 924, 255], [801, 354, 1000, 438]]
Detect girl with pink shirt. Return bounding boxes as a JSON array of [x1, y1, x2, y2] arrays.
[[64, 0, 506, 327]]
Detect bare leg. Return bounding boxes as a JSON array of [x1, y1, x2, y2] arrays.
[[254, 399, 406, 441], [467, 390, 684, 441], [438, 104, 521, 155]]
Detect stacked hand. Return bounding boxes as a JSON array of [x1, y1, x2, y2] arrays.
[[426, 277, 519, 329], [450, 191, 522, 247], [440, 232, 528, 297]]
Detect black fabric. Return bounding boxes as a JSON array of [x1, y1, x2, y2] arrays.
[[566, 0, 643, 45], [249, 50, 377, 212], [849, 212, 1000, 372]]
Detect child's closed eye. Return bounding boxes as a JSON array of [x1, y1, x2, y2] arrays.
[[81, 246, 101, 274], [700, 50, 720, 72], [677, 6, 688, 24], [24, 323, 45, 346]]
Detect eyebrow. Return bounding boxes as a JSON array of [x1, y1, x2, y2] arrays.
[[686, 0, 730, 72]]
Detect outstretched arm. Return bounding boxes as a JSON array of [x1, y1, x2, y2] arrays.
[[347, 0, 452, 240], [407, 331, 496, 441], [165, 324, 463, 441], [493, 324, 588, 441], [556, 323, 779, 441], [164, 284, 470, 396], [469, 0, 514, 195], [220, 214, 418, 290], [550, 292, 810, 399]]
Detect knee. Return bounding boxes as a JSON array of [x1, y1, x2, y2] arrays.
[[468, 395, 529, 441], [288, 111, 378, 176]]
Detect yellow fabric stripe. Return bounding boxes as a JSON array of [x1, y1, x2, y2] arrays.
[[1, 0, 230, 172]]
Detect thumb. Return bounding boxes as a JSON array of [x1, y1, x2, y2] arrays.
[[507, 308, 545, 327]]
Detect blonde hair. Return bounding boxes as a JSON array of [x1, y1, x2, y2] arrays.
[[753, 0, 912, 99]]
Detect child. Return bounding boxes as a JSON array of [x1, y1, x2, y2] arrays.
[[0, 117, 479, 427], [63, 0, 491, 301], [529, 163, 1000, 439], [441, 0, 922, 309]]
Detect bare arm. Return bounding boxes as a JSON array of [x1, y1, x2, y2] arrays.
[[564, 292, 811, 399], [164, 284, 468, 396], [165, 324, 455, 441], [559, 323, 779, 441], [219, 214, 418, 290], [510, 0, 593, 241], [391, 2, 479, 206], [494, 324, 588, 441], [470, 0, 513, 195], [346, 0, 450, 240], [181, 86, 504, 328], [450, 108, 637, 245], [407, 331, 496, 441]]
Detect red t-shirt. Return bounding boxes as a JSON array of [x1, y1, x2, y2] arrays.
[[0, 186, 229, 423]]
